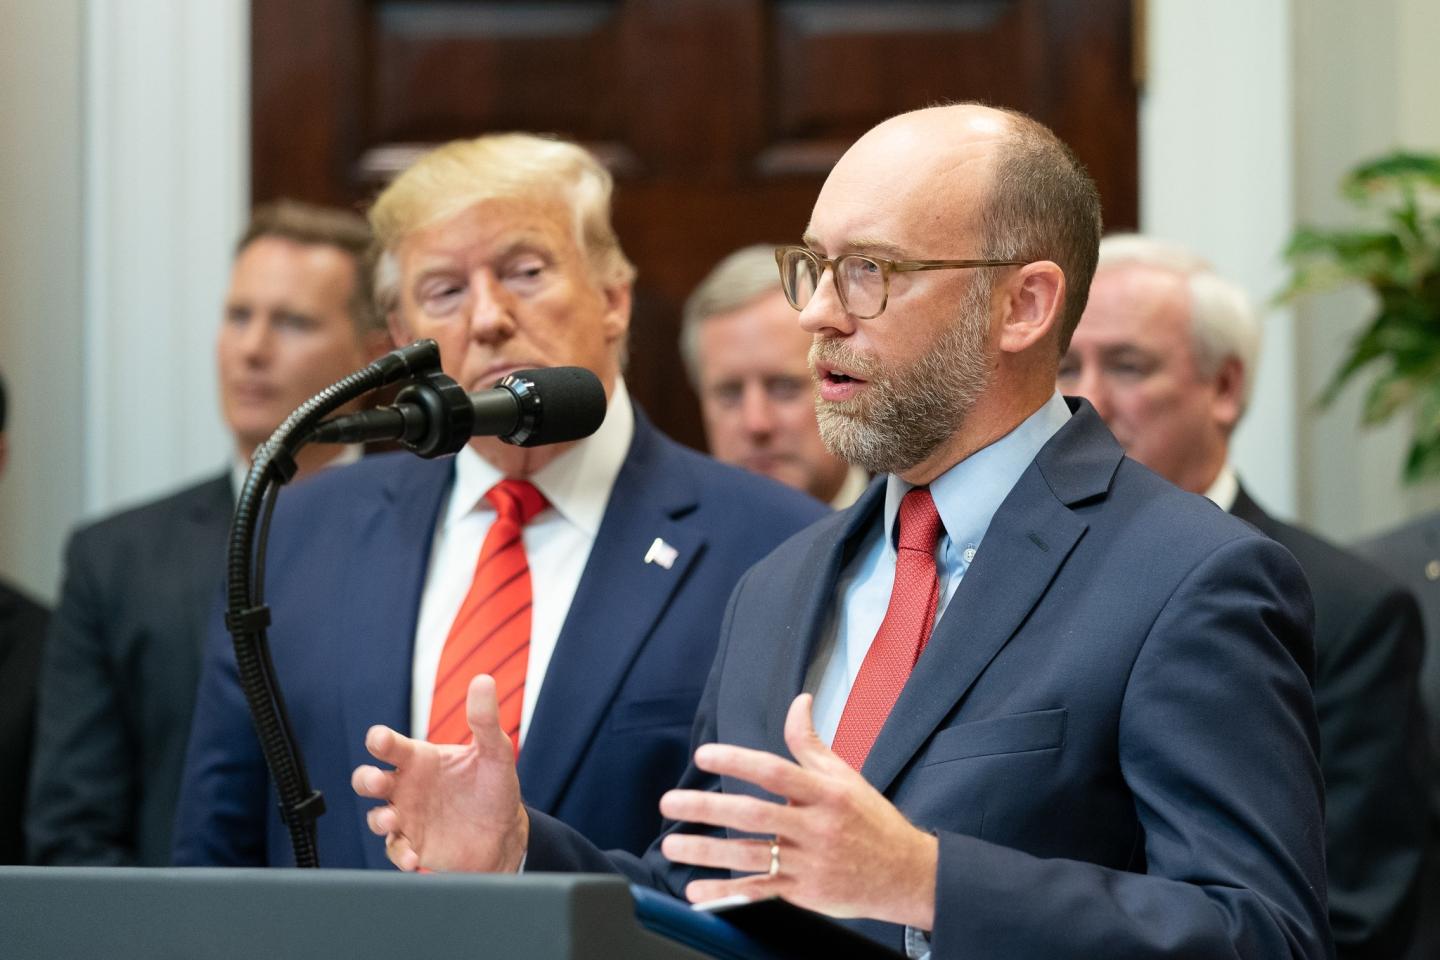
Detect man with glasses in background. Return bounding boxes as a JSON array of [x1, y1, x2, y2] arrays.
[[352, 105, 1329, 959]]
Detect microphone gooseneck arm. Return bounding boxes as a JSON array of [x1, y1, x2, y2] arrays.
[[225, 339, 445, 868], [306, 365, 606, 453], [224, 345, 606, 868]]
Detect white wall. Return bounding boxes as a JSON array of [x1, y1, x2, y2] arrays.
[[0, 0, 86, 602], [1292, 0, 1440, 541], [1140, 0, 1297, 518], [84, 0, 249, 512], [0, 0, 248, 602]]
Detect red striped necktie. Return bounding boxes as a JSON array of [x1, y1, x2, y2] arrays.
[[428, 478, 548, 750], [831, 487, 944, 771]]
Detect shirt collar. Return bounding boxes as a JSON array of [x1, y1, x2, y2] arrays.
[[830, 464, 872, 510], [446, 376, 635, 537], [1202, 462, 1239, 513], [881, 390, 1072, 554]]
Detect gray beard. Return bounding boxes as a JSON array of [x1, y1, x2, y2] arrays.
[[810, 283, 994, 475]]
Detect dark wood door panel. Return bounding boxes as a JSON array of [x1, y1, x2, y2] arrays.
[[253, 0, 1138, 451], [368, 2, 625, 145], [768, 1, 1038, 140]]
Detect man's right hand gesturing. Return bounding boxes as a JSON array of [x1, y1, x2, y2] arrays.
[[351, 674, 529, 873]]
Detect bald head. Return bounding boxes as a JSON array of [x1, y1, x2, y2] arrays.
[[845, 104, 1015, 183], [816, 104, 1102, 351], [812, 106, 1005, 263]]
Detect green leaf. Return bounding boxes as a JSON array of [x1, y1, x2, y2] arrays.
[[1343, 151, 1440, 202], [1283, 148, 1440, 483], [1279, 229, 1406, 300], [1319, 324, 1388, 407], [1396, 366, 1440, 482], [1403, 432, 1440, 482]]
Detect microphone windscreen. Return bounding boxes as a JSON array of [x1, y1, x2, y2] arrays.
[[509, 367, 607, 446]]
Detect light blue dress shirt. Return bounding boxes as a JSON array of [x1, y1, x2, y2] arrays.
[[806, 392, 1073, 746]]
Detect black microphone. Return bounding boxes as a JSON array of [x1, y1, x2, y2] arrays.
[[308, 366, 607, 457]]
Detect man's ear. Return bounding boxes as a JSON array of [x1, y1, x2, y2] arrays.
[[1211, 354, 1247, 433], [600, 281, 632, 344], [997, 261, 1065, 355]]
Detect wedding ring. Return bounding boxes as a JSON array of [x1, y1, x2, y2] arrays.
[[768, 838, 781, 878]]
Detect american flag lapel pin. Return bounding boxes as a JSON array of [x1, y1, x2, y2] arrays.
[[644, 537, 679, 570]]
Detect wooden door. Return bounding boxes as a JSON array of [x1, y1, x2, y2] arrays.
[[253, 0, 1139, 450]]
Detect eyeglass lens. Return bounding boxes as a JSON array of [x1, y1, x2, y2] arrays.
[[780, 249, 885, 318]]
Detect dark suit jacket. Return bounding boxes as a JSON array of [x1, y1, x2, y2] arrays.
[[1355, 515, 1440, 960], [0, 580, 49, 864], [25, 474, 232, 865], [173, 412, 827, 867], [527, 401, 1331, 959], [1232, 486, 1428, 959]]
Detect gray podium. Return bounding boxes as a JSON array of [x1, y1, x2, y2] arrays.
[[0, 868, 707, 960]]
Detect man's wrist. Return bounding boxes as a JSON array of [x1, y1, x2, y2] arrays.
[[881, 827, 938, 930], [504, 803, 530, 873]]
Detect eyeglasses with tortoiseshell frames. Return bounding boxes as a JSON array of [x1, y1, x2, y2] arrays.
[[774, 245, 1027, 319]]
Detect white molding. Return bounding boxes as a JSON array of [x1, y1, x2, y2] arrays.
[[1139, 0, 1297, 517], [83, 0, 249, 514], [0, 0, 85, 600]]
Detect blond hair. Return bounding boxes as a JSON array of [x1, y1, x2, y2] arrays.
[[368, 133, 635, 313]]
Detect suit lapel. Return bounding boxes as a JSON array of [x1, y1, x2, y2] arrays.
[[337, 457, 452, 868], [183, 473, 236, 656], [517, 417, 704, 812], [756, 486, 883, 758], [863, 401, 1120, 794]]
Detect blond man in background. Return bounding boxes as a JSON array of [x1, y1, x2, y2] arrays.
[[28, 201, 390, 865]]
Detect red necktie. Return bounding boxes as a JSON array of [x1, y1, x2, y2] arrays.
[[831, 487, 944, 770], [428, 479, 548, 750]]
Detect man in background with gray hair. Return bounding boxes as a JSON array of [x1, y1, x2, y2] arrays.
[[681, 245, 867, 507], [1060, 232, 1430, 959]]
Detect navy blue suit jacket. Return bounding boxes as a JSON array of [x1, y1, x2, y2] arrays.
[[527, 401, 1333, 959], [173, 412, 826, 868]]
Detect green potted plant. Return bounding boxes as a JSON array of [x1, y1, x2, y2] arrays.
[[1280, 150, 1440, 481]]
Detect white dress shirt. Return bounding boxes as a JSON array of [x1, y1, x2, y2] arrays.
[[1202, 462, 1239, 512], [409, 379, 635, 744]]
